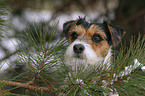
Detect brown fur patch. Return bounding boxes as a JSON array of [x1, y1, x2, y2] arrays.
[[86, 25, 110, 57], [86, 25, 107, 39], [87, 39, 110, 57], [69, 25, 86, 43], [68, 24, 110, 57]]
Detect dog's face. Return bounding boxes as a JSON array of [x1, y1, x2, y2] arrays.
[[63, 18, 125, 66]]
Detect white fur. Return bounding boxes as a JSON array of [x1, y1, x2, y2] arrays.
[[103, 47, 112, 68], [64, 40, 112, 68]]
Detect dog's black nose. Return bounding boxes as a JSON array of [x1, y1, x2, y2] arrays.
[[73, 44, 85, 53]]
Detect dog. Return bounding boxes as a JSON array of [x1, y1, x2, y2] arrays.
[[63, 17, 125, 68]]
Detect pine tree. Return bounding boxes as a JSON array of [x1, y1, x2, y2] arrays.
[[0, 0, 145, 96], [0, 20, 144, 95], [0, 0, 7, 40]]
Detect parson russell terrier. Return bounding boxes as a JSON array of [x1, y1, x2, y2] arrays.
[[63, 17, 125, 68]]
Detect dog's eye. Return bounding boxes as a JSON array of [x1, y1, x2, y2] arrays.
[[92, 34, 103, 43], [71, 32, 78, 40]]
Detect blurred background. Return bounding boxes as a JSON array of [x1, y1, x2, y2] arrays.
[[0, 0, 145, 83]]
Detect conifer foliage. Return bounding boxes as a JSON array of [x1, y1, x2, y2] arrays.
[[0, 21, 144, 95], [0, 0, 7, 40], [0, 1, 145, 95]]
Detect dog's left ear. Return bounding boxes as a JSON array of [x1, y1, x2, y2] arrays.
[[103, 21, 126, 47], [63, 20, 75, 38]]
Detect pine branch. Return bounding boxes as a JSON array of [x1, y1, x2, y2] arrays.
[[108, 67, 142, 88], [0, 45, 31, 62], [0, 80, 58, 92], [0, 50, 19, 62]]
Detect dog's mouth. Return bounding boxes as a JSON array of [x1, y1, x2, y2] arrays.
[[74, 53, 84, 59]]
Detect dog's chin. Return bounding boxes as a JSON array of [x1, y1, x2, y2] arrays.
[[64, 55, 103, 67], [64, 57, 89, 66], [74, 53, 84, 59]]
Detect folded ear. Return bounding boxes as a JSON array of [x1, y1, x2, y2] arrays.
[[103, 21, 126, 47], [63, 20, 75, 38]]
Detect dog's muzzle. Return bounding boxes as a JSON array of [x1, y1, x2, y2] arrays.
[[64, 40, 109, 66]]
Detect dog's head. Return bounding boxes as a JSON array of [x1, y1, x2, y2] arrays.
[[63, 17, 125, 66]]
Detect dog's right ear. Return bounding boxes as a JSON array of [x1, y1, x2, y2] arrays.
[[103, 21, 126, 47], [63, 20, 75, 38]]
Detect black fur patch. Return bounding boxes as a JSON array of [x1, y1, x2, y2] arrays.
[[63, 17, 125, 47], [75, 18, 90, 29]]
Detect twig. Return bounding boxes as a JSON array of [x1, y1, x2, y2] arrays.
[[0, 44, 31, 62], [0, 80, 57, 92], [0, 50, 20, 62], [108, 68, 141, 87]]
